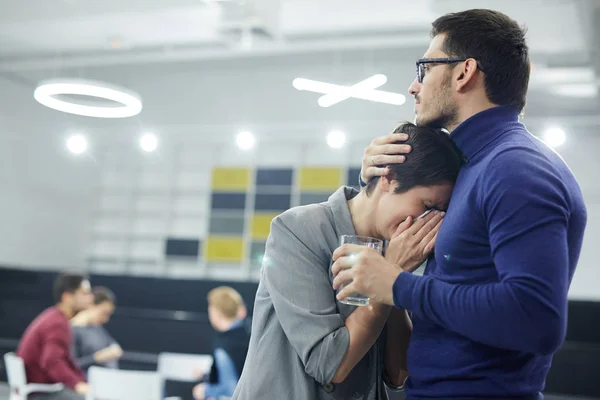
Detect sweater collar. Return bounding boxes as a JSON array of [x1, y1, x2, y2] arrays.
[[450, 106, 520, 161]]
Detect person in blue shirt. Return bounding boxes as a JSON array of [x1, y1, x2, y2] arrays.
[[192, 287, 249, 400], [331, 8, 587, 400]]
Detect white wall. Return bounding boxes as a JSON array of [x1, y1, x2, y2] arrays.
[[0, 50, 598, 299], [0, 113, 100, 270], [555, 133, 600, 300], [1, 118, 598, 299]]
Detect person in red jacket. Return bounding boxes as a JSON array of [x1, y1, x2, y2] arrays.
[[17, 273, 92, 400]]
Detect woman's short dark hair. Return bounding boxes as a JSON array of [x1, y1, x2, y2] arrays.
[[93, 286, 116, 305], [365, 122, 464, 195]]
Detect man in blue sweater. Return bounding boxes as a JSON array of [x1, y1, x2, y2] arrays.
[[331, 9, 587, 399]]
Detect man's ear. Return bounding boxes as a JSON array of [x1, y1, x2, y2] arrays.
[[455, 58, 480, 92]]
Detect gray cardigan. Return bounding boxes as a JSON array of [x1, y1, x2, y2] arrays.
[[233, 186, 387, 400]]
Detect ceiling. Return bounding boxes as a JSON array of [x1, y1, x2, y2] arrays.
[[0, 0, 594, 67], [0, 0, 599, 143]]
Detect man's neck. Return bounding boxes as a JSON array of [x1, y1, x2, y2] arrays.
[[447, 100, 497, 133], [56, 303, 73, 319]]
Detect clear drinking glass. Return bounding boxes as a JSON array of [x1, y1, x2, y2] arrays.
[[336, 235, 384, 306]]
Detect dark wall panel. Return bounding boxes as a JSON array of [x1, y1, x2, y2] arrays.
[[1, 266, 599, 398]]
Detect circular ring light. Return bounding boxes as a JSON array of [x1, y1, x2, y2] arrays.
[[34, 79, 143, 118]]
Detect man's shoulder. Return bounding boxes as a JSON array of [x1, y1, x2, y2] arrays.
[[21, 308, 68, 343], [480, 130, 571, 182], [36, 307, 67, 328], [487, 129, 561, 164]]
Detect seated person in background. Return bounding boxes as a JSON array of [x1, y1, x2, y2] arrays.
[[17, 273, 91, 400], [70, 286, 122, 372], [236, 299, 251, 335], [232, 122, 464, 399], [193, 287, 250, 400]]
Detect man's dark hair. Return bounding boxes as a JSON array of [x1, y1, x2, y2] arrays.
[[365, 122, 464, 195], [431, 9, 530, 112], [93, 286, 116, 305], [52, 273, 87, 304]]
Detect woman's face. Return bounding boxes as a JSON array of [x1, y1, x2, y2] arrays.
[[88, 301, 115, 325], [374, 177, 454, 240]]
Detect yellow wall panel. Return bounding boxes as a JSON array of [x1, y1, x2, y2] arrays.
[[299, 167, 342, 191], [251, 213, 279, 240], [212, 168, 251, 191], [205, 236, 245, 262]]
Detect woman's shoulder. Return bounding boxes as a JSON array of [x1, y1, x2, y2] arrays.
[[280, 202, 332, 220], [274, 203, 335, 235], [269, 203, 337, 257]]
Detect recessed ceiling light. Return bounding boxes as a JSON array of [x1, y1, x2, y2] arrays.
[[140, 133, 158, 152], [236, 131, 255, 150], [66, 134, 87, 155], [34, 79, 142, 118], [327, 130, 346, 149], [109, 37, 123, 49], [542, 127, 566, 148]]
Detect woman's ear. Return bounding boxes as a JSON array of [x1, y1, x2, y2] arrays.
[[379, 175, 395, 193]]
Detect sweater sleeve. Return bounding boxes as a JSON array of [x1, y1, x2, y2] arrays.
[[40, 322, 86, 389], [72, 327, 95, 369], [393, 148, 572, 355]]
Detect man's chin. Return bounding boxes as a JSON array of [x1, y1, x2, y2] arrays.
[[414, 115, 428, 127], [417, 116, 446, 130]]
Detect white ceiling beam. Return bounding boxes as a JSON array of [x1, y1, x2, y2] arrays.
[[0, 33, 431, 72]]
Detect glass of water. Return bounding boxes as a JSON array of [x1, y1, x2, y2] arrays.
[[336, 235, 383, 306]]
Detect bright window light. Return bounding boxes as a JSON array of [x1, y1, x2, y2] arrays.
[[66, 134, 87, 155], [236, 131, 255, 150], [327, 130, 346, 149], [542, 127, 566, 148], [140, 133, 158, 152]]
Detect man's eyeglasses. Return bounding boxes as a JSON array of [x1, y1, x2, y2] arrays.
[[416, 58, 485, 83]]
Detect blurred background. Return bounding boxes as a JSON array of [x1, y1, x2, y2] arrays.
[[0, 0, 599, 398]]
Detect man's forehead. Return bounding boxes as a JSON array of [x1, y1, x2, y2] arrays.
[[423, 34, 447, 57], [80, 279, 91, 291]]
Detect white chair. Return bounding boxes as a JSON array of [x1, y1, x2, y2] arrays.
[[86, 366, 161, 400], [3, 352, 63, 400], [157, 352, 213, 382]]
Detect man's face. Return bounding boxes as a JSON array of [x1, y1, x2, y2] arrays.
[[208, 305, 225, 332], [408, 34, 459, 129], [68, 279, 92, 314]]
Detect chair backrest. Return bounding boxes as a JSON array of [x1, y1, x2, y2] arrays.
[[157, 352, 213, 382], [4, 352, 27, 389], [87, 367, 161, 400]]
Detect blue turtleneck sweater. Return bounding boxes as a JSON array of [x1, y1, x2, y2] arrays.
[[392, 106, 587, 399]]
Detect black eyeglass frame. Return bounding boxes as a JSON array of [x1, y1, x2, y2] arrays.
[[416, 58, 485, 83]]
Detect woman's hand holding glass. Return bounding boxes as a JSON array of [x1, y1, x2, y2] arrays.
[[332, 211, 444, 305]]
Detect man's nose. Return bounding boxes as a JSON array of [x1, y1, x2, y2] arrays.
[[408, 78, 421, 96]]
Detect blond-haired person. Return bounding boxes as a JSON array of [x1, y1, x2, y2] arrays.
[[193, 287, 250, 400]]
